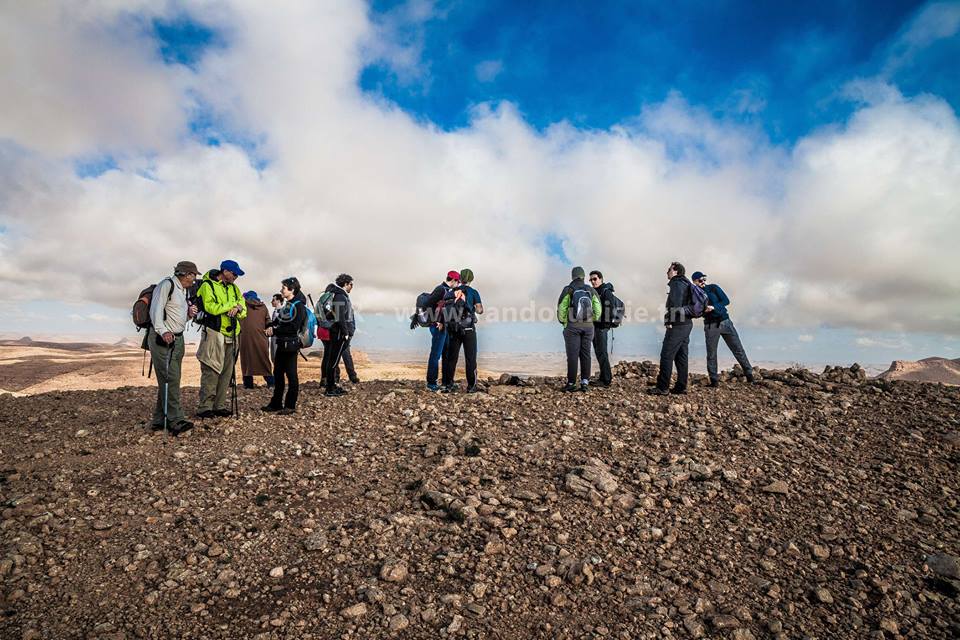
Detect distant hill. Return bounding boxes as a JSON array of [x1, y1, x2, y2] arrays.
[[879, 356, 960, 386]]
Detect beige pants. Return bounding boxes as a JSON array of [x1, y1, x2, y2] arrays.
[[198, 340, 237, 412]]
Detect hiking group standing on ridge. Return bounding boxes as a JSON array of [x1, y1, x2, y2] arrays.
[[136, 259, 755, 436]]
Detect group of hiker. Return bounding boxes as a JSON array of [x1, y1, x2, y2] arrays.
[[139, 258, 754, 435], [137, 260, 358, 436], [555, 262, 754, 394]]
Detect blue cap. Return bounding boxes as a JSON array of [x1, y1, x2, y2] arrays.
[[220, 259, 244, 276], [243, 290, 259, 300], [691, 271, 706, 281]]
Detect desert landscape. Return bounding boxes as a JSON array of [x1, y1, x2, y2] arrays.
[[0, 353, 957, 639]]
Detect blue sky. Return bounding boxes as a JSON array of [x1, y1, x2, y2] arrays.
[[358, 0, 956, 142], [2, 0, 958, 366]]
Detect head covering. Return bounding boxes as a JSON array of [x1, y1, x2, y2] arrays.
[[446, 270, 461, 282], [691, 271, 706, 281], [174, 260, 201, 276], [243, 290, 259, 301], [220, 259, 245, 277], [459, 268, 474, 284], [571, 266, 585, 280]]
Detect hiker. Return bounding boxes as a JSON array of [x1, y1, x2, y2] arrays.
[[423, 271, 460, 391], [147, 260, 201, 435], [557, 266, 602, 392], [195, 260, 247, 418], [322, 274, 355, 397], [240, 291, 274, 389], [692, 271, 756, 386], [269, 293, 283, 362], [320, 323, 360, 387], [590, 270, 616, 387], [441, 268, 483, 393], [262, 278, 306, 414], [652, 261, 694, 395]]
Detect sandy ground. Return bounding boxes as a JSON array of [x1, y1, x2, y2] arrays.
[[0, 341, 495, 396]]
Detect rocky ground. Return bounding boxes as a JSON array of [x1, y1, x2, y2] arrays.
[[0, 363, 958, 639]]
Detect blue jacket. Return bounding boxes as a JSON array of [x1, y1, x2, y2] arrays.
[[704, 284, 730, 323]]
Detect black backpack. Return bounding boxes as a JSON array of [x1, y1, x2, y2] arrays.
[[601, 289, 625, 329], [443, 297, 474, 334]]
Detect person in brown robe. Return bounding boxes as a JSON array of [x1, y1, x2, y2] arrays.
[[240, 292, 274, 388]]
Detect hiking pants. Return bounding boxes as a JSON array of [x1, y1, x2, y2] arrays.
[[148, 329, 185, 426], [324, 334, 348, 392], [592, 327, 613, 385], [198, 340, 237, 412], [268, 348, 299, 409], [705, 319, 752, 381], [442, 328, 478, 388], [656, 324, 693, 392], [341, 343, 357, 379], [426, 325, 447, 386], [563, 324, 594, 384]]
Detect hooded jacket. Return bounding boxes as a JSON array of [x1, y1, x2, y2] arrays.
[[664, 276, 693, 326], [196, 269, 247, 337], [239, 297, 272, 376], [325, 283, 355, 337], [557, 278, 602, 328], [271, 291, 308, 342], [593, 282, 617, 329], [703, 284, 730, 324]]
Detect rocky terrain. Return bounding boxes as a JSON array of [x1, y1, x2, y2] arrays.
[[0, 363, 957, 639], [879, 357, 960, 386]]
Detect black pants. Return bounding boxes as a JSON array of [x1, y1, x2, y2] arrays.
[[341, 343, 357, 379], [656, 324, 693, 392], [268, 349, 299, 409], [442, 328, 478, 388], [323, 334, 348, 391], [563, 324, 594, 384], [592, 327, 613, 384]]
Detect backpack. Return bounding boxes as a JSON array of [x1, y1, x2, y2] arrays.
[[132, 278, 174, 330], [688, 280, 709, 319], [410, 286, 450, 329], [569, 285, 594, 323], [601, 289, 626, 329], [299, 305, 317, 348], [443, 297, 474, 334], [315, 291, 336, 329], [192, 276, 236, 331]]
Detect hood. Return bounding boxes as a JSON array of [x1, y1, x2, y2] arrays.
[[325, 283, 347, 296], [596, 282, 614, 294], [245, 298, 265, 310], [202, 269, 220, 284]]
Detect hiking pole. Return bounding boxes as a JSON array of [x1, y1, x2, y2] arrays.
[[163, 340, 174, 431]]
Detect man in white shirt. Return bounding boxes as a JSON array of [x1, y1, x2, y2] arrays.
[[148, 260, 200, 435]]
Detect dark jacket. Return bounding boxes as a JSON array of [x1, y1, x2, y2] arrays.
[[703, 284, 730, 324], [425, 282, 452, 311], [593, 282, 616, 329], [270, 291, 307, 346], [325, 283, 355, 337], [664, 276, 693, 326]]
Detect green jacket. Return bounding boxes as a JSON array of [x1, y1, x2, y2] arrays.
[[197, 271, 247, 337], [557, 280, 602, 327]]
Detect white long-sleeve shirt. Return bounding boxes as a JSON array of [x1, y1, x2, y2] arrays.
[[150, 276, 188, 335]]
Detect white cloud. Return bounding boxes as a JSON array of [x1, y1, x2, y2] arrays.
[[0, 0, 958, 336], [475, 59, 503, 83], [855, 336, 911, 350], [798, 334, 815, 343], [883, 0, 960, 74]]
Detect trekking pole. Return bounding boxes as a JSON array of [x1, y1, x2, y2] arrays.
[[163, 341, 174, 431]]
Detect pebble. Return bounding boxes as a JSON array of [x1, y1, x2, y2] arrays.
[[761, 480, 789, 494], [341, 603, 367, 618]]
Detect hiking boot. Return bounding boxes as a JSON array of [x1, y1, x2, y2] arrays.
[[440, 385, 455, 394], [195, 409, 216, 419], [648, 387, 670, 396], [708, 379, 720, 388], [324, 388, 346, 397], [597, 380, 612, 387], [214, 408, 232, 417], [278, 408, 296, 415], [169, 421, 194, 437], [349, 375, 360, 384], [746, 372, 757, 383], [426, 384, 441, 392], [319, 378, 327, 387], [669, 387, 687, 395], [262, 405, 281, 412], [465, 385, 480, 394], [579, 383, 590, 393], [562, 383, 578, 392], [150, 421, 165, 432]]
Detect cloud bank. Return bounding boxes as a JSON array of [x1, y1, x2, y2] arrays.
[[0, 1, 957, 334]]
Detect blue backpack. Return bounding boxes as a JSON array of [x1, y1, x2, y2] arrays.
[[687, 280, 709, 318], [281, 299, 316, 349]]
